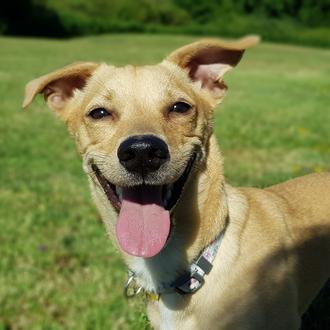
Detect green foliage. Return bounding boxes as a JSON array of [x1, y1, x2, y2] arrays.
[[0, 0, 330, 47], [0, 34, 330, 328], [42, 0, 190, 35]]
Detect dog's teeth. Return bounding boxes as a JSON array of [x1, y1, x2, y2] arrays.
[[166, 185, 173, 199], [163, 185, 173, 207], [165, 190, 172, 202], [116, 186, 123, 200]]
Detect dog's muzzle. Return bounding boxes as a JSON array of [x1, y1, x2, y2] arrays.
[[91, 135, 196, 258]]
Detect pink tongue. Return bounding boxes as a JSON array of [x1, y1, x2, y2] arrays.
[[116, 186, 170, 258]]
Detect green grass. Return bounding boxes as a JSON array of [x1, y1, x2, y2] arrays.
[[0, 34, 330, 329]]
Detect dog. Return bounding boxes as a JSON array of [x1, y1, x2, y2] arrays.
[[23, 35, 330, 329]]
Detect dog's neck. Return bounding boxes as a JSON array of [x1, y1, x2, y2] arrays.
[[125, 135, 228, 292]]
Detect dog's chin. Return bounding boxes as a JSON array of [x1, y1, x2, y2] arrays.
[[91, 154, 196, 214]]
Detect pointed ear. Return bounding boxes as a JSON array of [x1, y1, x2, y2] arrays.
[[166, 35, 260, 102], [23, 62, 100, 114]]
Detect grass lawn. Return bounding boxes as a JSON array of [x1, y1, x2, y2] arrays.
[[0, 34, 329, 329]]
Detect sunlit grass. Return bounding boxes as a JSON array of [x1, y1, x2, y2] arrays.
[[0, 34, 329, 329]]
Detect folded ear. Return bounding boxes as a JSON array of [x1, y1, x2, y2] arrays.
[[23, 62, 99, 114], [166, 35, 260, 103]]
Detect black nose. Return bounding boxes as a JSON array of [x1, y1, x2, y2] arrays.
[[117, 135, 169, 174]]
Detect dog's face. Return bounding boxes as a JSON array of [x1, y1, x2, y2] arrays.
[[24, 36, 258, 258]]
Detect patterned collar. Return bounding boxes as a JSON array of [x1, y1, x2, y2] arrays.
[[124, 229, 225, 300]]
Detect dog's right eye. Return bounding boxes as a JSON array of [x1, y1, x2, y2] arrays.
[[89, 108, 111, 119], [170, 102, 192, 114]]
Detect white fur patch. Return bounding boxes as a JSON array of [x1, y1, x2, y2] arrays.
[[129, 226, 187, 292]]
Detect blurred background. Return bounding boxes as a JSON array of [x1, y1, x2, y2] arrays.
[[0, 1, 329, 329], [1, 0, 330, 47]]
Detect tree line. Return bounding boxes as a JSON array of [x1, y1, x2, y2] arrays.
[[1, 0, 329, 47]]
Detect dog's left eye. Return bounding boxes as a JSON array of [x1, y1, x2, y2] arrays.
[[89, 108, 111, 119], [170, 102, 192, 114]]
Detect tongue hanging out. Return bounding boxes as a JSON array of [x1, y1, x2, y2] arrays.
[[116, 185, 170, 258]]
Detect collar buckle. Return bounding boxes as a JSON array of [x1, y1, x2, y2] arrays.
[[124, 272, 143, 298], [175, 270, 205, 294]]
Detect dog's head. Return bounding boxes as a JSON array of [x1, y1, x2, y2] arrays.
[[23, 36, 258, 258]]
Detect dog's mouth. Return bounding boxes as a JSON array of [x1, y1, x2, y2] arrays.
[[91, 155, 195, 258]]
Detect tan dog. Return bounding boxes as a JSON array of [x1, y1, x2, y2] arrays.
[[23, 36, 330, 329]]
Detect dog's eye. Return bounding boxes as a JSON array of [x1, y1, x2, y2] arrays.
[[170, 102, 192, 114], [89, 108, 111, 119]]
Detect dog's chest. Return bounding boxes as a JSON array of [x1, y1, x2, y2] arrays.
[[129, 235, 187, 292], [128, 238, 195, 328], [149, 294, 197, 330], [158, 301, 176, 330]]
